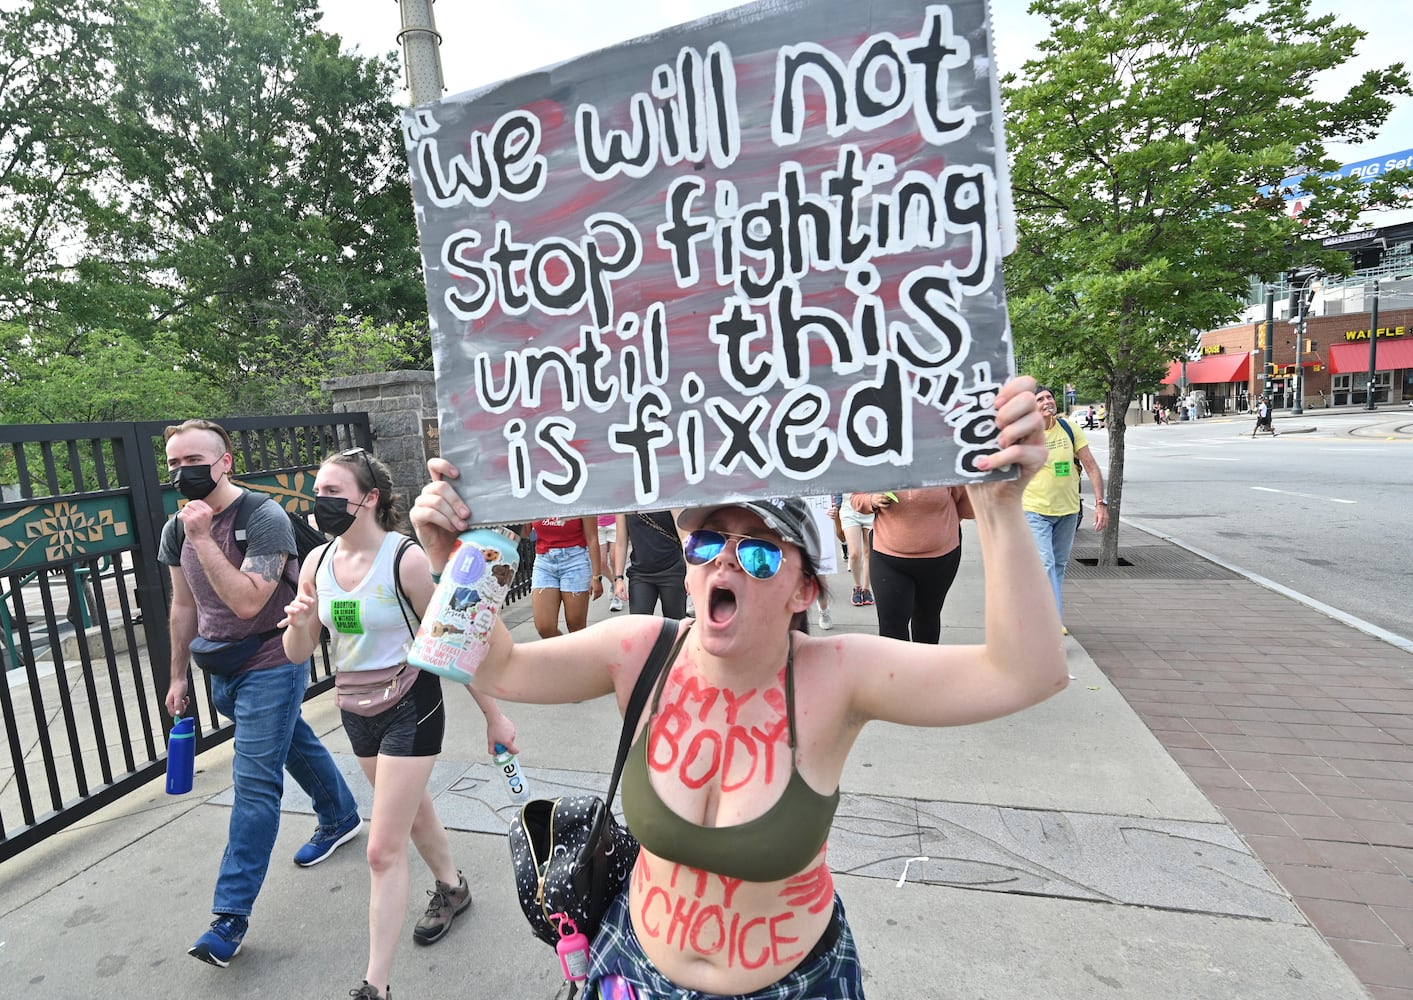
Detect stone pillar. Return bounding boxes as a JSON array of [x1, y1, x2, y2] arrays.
[[322, 370, 438, 510]]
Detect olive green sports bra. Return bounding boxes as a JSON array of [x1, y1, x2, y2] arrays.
[[620, 632, 840, 883]]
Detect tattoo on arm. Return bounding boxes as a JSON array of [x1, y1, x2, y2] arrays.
[[242, 552, 287, 583]]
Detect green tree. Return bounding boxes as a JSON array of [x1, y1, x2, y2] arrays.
[[0, 0, 153, 336], [1003, 0, 1410, 563], [101, 0, 426, 366], [0, 324, 227, 423], [230, 317, 429, 415]]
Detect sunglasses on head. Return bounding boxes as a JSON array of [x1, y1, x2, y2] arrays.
[[682, 529, 786, 580], [341, 446, 377, 488]]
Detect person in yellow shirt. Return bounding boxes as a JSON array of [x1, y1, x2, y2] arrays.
[[1023, 388, 1109, 633]]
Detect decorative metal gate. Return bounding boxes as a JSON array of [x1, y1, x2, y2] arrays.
[[0, 413, 370, 862]]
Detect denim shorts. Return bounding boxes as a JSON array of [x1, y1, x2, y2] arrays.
[[531, 544, 592, 593]]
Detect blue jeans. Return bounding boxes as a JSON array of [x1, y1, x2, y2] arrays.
[[531, 545, 592, 592], [1025, 510, 1080, 620], [208, 660, 359, 917]]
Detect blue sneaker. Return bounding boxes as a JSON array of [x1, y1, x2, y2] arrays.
[[189, 914, 247, 967], [293, 814, 362, 867]]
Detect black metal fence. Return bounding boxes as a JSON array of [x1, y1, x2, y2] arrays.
[[0, 414, 371, 862]]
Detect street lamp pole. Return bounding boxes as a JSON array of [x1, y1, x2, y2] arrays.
[[1292, 294, 1305, 415], [1365, 279, 1381, 410], [1263, 287, 1275, 400]]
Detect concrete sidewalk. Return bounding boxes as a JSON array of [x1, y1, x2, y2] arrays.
[[0, 527, 1393, 999]]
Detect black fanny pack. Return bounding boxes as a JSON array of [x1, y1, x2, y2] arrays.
[[189, 629, 280, 675]]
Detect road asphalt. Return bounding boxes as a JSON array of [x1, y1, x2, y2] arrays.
[[2, 412, 1410, 999]]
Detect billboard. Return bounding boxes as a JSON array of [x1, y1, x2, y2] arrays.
[[1258, 147, 1413, 219], [403, 0, 1017, 523]]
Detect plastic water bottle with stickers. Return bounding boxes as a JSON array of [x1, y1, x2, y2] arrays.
[[407, 526, 520, 683]]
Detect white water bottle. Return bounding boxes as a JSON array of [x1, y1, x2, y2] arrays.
[[495, 743, 529, 803]]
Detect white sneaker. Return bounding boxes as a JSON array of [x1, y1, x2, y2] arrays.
[[817, 607, 834, 630], [609, 595, 623, 612]]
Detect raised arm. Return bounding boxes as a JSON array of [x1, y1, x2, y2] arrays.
[[409, 460, 662, 707], [840, 376, 1068, 728], [280, 541, 330, 665]]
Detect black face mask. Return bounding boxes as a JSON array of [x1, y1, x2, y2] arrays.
[[314, 495, 366, 537], [173, 463, 221, 501]]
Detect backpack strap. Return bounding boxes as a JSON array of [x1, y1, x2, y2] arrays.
[[1056, 417, 1076, 449], [391, 535, 419, 639]]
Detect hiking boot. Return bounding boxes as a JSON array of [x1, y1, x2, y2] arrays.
[[414, 872, 471, 945], [817, 607, 834, 631], [293, 814, 362, 867], [188, 914, 247, 967], [350, 982, 391, 1000], [851, 587, 864, 607]]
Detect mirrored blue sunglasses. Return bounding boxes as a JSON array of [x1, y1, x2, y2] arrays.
[[682, 529, 785, 580]]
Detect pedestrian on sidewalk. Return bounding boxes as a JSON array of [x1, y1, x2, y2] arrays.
[[159, 419, 362, 969], [852, 484, 971, 643], [611, 510, 688, 618], [410, 376, 1066, 1000], [597, 514, 625, 612], [1252, 396, 1277, 437], [280, 448, 516, 1000], [525, 516, 604, 637], [1022, 388, 1108, 634], [838, 492, 874, 607]]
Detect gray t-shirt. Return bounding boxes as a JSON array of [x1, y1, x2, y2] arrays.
[[159, 493, 298, 672]]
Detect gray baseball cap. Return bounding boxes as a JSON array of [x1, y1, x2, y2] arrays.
[[677, 498, 823, 569]]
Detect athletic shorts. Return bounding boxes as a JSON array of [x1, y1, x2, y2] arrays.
[[587, 888, 865, 998], [341, 669, 444, 758], [531, 544, 592, 593]]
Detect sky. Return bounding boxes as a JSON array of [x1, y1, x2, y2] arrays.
[[317, 0, 1410, 166]]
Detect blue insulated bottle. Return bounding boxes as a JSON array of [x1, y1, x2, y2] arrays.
[[166, 716, 196, 795]]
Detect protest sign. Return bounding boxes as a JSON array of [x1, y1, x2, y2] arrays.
[[403, 0, 1017, 523]]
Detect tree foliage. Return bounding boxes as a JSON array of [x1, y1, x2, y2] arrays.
[[1003, 0, 1410, 562], [0, 0, 429, 423], [0, 0, 130, 337]]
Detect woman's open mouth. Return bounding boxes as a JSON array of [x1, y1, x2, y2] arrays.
[[708, 584, 738, 624]]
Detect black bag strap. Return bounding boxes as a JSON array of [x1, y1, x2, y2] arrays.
[[604, 618, 684, 807], [392, 534, 419, 638]]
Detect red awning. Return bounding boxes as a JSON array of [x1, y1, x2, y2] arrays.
[[1162, 353, 1251, 385], [1327, 338, 1413, 374]]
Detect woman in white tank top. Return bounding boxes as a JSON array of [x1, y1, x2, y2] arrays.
[[282, 449, 518, 1000]]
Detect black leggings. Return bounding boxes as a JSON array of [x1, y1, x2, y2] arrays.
[[869, 546, 962, 644]]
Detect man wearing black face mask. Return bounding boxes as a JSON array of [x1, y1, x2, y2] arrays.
[[158, 419, 361, 969]]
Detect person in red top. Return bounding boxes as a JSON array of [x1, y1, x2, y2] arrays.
[[851, 486, 973, 643], [526, 517, 603, 638]]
